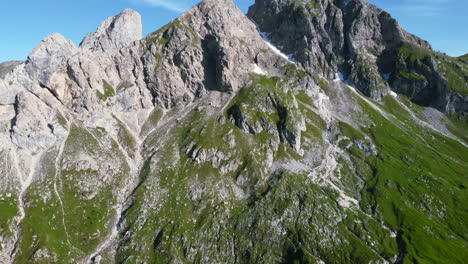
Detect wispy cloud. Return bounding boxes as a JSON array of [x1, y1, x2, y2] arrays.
[[139, 0, 197, 13], [397, 0, 453, 17]]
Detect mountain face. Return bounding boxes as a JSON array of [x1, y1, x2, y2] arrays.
[[0, 0, 466, 263], [248, 0, 467, 113]]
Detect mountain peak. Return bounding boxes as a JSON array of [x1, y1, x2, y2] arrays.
[[26, 33, 78, 83], [248, 0, 441, 100], [183, 0, 255, 37], [28, 33, 77, 59], [80, 8, 142, 52]]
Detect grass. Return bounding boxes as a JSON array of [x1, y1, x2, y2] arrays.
[[0, 194, 18, 237], [399, 42, 430, 63], [146, 18, 198, 50], [16, 152, 73, 263], [96, 80, 115, 101], [283, 63, 306, 80], [159, 37, 169, 46], [444, 113, 468, 143], [16, 124, 130, 263], [113, 115, 138, 157], [313, 73, 330, 92], [150, 19, 181, 37], [398, 71, 427, 81], [458, 54, 468, 64], [141, 108, 164, 136], [351, 94, 468, 263], [438, 59, 468, 97], [398, 42, 468, 97], [56, 112, 68, 127]]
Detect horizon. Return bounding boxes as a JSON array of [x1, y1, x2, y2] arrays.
[[0, 0, 466, 63]]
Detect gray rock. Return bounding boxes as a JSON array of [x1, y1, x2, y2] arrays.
[[248, 0, 434, 100], [80, 8, 143, 52], [25, 33, 78, 83], [10, 91, 60, 153], [0, 61, 23, 79]]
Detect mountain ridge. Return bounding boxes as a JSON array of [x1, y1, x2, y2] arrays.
[[0, 0, 467, 263]]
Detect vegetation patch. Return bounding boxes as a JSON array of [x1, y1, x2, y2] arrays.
[[0, 194, 18, 236], [398, 42, 468, 96], [141, 108, 164, 136], [398, 71, 427, 81], [96, 80, 115, 101], [353, 95, 468, 264]]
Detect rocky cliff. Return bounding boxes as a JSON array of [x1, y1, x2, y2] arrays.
[[249, 0, 467, 113], [0, 0, 467, 263]]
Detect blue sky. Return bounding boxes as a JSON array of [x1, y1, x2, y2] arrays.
[[0, 0, 466, 62]]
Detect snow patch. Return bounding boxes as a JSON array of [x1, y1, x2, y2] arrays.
[[259, 31, 296, 64], [390, 91, 398, 98], [252, 64, 266, 75]]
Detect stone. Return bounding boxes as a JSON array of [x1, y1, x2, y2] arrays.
[[80, 8, 143, 52]]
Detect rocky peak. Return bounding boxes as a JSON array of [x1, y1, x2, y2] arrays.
[[28, 33, 78, 60], [248, 0, 431, 77], [186, 0, 257, 37], [80, 8, 142, 52], [27, 33, 78, 66], [248, 0, 467, 114], [25, 33, 78, 85], [139, 0, 292, 107]]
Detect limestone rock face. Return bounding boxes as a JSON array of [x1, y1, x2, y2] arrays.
[[80, 8, 143, 52], [0, 61, 23, 79], [10, 92, 62, 153], [0, 1, 467, 264], [248, 0, 467, 113]]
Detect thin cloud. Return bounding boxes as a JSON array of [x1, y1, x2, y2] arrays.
[[398, 0, 452, 17], [140, 0, 196, 13]]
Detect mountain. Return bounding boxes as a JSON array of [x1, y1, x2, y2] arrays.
[[0, 0, 466, 263]]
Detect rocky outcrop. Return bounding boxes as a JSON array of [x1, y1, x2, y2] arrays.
[[248, 0, 467, 114], [80, 8, 143, 52], [389, 43, 468, 113], [140, 0, 290, 107], [0, 61, 23, 79], [248, 0, 454, 100]]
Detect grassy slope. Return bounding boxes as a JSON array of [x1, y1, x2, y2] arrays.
[[353, 95, 467, 263], [116, 73, 467, 263], [15, 124, 130, 263]]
